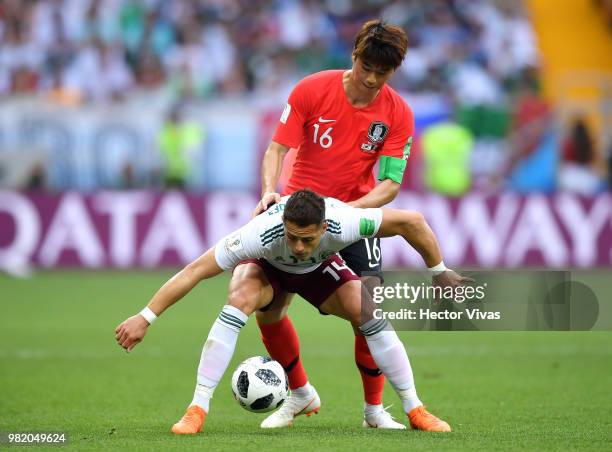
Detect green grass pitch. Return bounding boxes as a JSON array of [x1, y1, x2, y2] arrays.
[[1, 270, 611, 451]]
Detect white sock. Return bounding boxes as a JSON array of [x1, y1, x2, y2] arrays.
[[397, 387, 422, 413], [359, 318, 423, 413], [189, 305, 249, 411], [364, 402, 383, 415], [291, 382, 313, 398], [192, 384, 214, 412]]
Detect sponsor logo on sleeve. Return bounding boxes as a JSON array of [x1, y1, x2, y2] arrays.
[[225, 234, 243, 253], [359, 218, 376, 237], [280, 103, 291, 124]]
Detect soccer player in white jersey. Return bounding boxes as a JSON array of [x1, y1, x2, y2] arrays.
[[115, 190, 470, 434]]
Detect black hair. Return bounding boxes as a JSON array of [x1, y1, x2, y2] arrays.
[[283, 189, 325, 227], [353, 19, 408, 71]]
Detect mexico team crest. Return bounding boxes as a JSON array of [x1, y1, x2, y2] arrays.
[[367, 121, 389, 143]]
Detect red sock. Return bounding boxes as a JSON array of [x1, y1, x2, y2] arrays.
[[355, 335, 384, 405], [257, 316, 308, 390]]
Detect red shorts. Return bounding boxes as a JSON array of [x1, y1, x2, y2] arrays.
[[236, 254, 359, 309]]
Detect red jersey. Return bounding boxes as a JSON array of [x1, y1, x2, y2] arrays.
[[273, 70, 414, 202]]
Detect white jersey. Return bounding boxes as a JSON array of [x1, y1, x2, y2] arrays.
[[214, 197, 383, 274]]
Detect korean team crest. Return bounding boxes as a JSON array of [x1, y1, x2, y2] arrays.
[[367, 121, 389, 143]]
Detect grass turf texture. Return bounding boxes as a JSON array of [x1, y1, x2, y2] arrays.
[[1, 270, 611, 451]]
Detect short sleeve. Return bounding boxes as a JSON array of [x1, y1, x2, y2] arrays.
[[336, 205, 383, 245], [214, 222, 263, 270], [272, 78, 312, 149], [380, 100, 414, 160]]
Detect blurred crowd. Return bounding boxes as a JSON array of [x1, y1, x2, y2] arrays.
[[0, 0, 609, 193], [0, 0, 540, 102]]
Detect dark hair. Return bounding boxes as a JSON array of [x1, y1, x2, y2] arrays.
[[353, 19, 408, 71], [283, 190, 325, 227]]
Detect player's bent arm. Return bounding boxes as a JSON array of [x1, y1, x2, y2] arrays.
[[375, 209, 474, 288], [347, 179, 401, 208], [253, 141, 290, 216], [146, 247, 223, 316], [375, 208, 442, 267], [114, 248, 223, 352]]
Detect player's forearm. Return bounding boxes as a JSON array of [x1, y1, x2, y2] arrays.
[[146, 268, 200, 316], [348, 179, 400, 208], [260, 142, 289, 195], [146, 248, 223, 316], [403, 219, 443, 268], [378, 209, 443, 267]]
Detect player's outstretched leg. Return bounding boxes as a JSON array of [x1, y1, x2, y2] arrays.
[[258, 315, 320, 428], [172, 305, 248, 434], [356, 274, 390, 425], [355, 334, 405, 429], [258, 315, 309, 389], [356, 334, 403, 429], [359, 318, 451, 432], [172, 262, 273, 434], [172, 306, 246, 433]]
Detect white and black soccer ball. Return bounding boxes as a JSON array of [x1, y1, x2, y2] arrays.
[[231, 356, 289, 413]]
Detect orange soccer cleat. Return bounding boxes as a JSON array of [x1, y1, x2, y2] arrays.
[[171, 406, 207, 434], [407, 406, 451, 432]]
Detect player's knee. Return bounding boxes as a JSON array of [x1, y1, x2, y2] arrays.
[[227, 286, 260, 316], [256, 309, 285, 324], [227, 264, 272, 315], [349, 318, 362, 330], [328, 281, 365, 327], [349, 308, 364, 329], [256, 292, 292, 322], [341, 300, 363, 329]]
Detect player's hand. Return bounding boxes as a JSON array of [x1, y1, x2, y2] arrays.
[[115, 314, 149, 353], [432, 269, 474, 288], [252, 192, 281, 217]]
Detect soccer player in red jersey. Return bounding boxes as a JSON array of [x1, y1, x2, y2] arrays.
[[252, 20, 418, 429]]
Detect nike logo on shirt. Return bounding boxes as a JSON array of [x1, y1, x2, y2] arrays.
[[318, 117, 336, 123]]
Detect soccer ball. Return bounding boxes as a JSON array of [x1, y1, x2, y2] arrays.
[[231, 356, 289, 413]]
